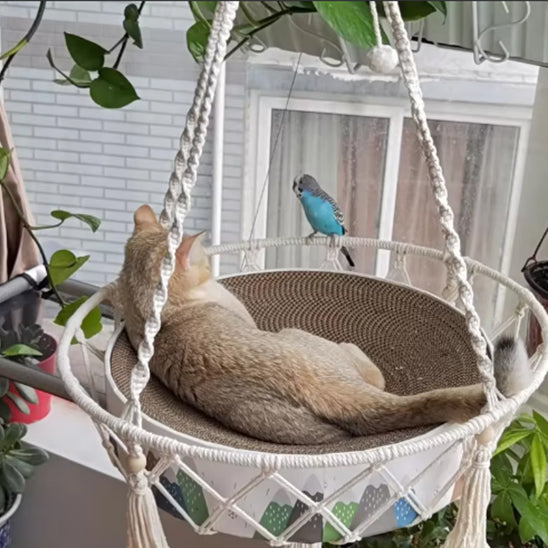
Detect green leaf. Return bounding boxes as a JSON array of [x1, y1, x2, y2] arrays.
[[519, 513, 537, 543], [50, 210, 101, 232], [89, 67, 139, 109], [518, 499, 548, 544], [0, 462, 25, 494], [490, 492, 517, 528], [5, 455, 34, 478], [0, 401, 10, 424], [508, 483, 532, 515], [427, 1, 447, 19], [189, 1, 217, 22], [64, 33, 106, 71], [123, 18, 143, 49], [4, 423, 26, 445], [518, 452, 535, 488], [196, 1, 217, 16], [2, 344, 42, 358], [283, 1, 316, 8], [517, 412, 537, 424], [124, 3, 139, 20], [5, 392, 30, 415], [12, 447, 49, 466], [533, 410, 548, 437], [313, 1, 384, 50], [48, 249, 90, 286], [0, 379, 8, 399], [0, 148, 10, 181], [12, 383, 38, 405], [187, 20, 210, 63], [491, 452, 513, 476], [54, 64, 92, 86], [529, 435, 547, 499], [377, 2, 443, 22], [493, 428, 533, 456], [53, 297, 103, 340]]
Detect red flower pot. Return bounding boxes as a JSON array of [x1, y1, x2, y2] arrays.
[[6, 333, 57, 424]]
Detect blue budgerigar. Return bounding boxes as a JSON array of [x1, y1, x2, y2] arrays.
[[293, 174, 355, 268]]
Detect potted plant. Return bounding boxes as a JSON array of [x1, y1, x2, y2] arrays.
[[0, 421, 48, 548], [0, 323, 57, 424]]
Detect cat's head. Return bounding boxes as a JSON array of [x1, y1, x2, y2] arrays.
[[119, 204, 211, 314]]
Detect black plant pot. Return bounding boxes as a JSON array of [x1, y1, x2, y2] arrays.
[[522, 227, 548, 355]]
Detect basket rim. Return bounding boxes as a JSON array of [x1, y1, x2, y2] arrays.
[[56, 238, 548, 470], [104, 268, 496, 459]]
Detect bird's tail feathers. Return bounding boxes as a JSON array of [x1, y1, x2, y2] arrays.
[[341, 246, 355, 268]]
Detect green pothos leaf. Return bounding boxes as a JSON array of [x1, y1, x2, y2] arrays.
[[48, 249, 90, 286], [313, 1, 386, 49], [50, 210, 101, 232], [187, 20, 211, 63], [64, 32, 107, 71], [89, 67, 139, 109], [53, 297, 102, 340], [54, 64, 92, 87]]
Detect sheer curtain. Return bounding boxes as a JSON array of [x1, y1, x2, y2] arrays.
[[266, 109, 389, 270], [392, 119, 519, 325], [265, 109, 520, 327]]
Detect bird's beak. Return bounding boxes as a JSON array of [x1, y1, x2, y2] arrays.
[[292, 178, 301, 197]]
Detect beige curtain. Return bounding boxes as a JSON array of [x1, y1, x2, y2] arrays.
[[392, 118, 519, 326], [338, 117, 388, 272], [0, 98, 38, 283]]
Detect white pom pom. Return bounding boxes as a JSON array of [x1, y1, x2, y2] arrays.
[[365, 45, 399, 73]]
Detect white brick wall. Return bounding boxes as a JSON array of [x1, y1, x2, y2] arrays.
[[1, 1, 246, 284]]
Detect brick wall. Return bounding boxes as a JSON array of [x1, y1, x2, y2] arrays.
[[0, 1, 246, 284]]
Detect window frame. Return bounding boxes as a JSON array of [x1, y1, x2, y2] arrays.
[[243, 90, 531, 322]]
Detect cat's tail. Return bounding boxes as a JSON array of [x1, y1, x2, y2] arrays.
[[493, 336, 532, 397], [312, 336, 533, 436]]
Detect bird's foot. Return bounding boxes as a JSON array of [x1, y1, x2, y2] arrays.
[[329, 234, 338, 247], [305, 232, 317, 244]]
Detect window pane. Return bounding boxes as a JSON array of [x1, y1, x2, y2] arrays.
[[266, 109, 389, 271], [392, 118, 520, 323]]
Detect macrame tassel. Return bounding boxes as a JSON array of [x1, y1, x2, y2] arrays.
[[126, 454, 170, 548], [442, 428, 494, 548]]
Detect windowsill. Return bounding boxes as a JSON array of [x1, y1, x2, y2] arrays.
[[25, 396, 123, 481]]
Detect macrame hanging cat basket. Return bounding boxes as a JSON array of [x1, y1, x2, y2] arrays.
[[56, 2, 548, 547]]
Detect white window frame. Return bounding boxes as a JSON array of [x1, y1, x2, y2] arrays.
[[243, 90, 531, 322]]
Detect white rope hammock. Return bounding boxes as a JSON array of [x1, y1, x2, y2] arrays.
[[56, 2, 548, 547]]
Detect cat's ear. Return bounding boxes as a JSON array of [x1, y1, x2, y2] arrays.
[[175, 231, 207, 270], [133, 205, 157, 231]]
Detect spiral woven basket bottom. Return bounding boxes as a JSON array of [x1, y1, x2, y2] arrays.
[[110, 270, 483, 455]]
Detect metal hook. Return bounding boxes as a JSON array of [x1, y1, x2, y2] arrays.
[[337, 37, 361, 74], [408, 20, 425, 53], [319, 48, 345, 68], [473, 0, 531, 64]]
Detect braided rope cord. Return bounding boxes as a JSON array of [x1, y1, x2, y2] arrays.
[[127, 1, 240, 425], [369, 0, 384, 47], [158, 7, 225, 229], [382, 1, 497, 409]]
